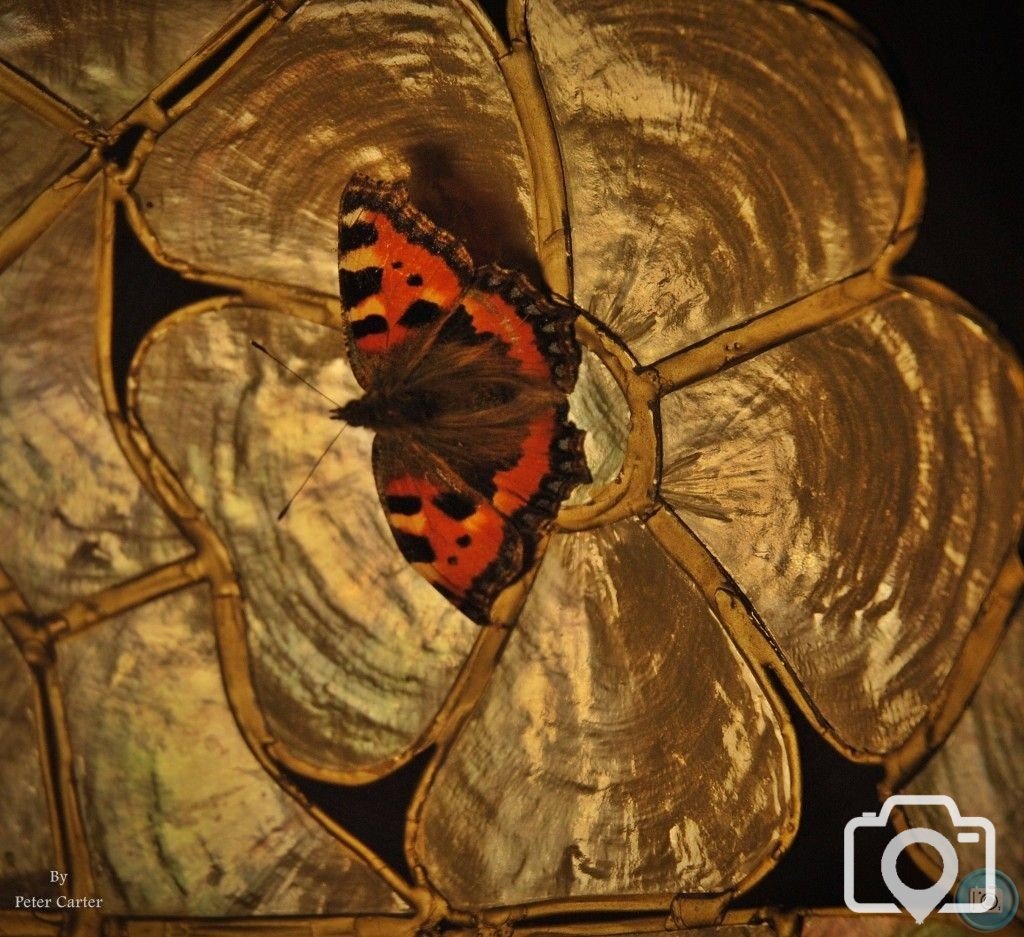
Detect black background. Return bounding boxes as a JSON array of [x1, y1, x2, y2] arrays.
[[837, 0, 1022, 356]]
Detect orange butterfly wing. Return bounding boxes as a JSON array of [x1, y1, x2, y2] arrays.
[[338, 174, 590, 624], [422, 267, 591, 567], [373, 438, 524, 625], [338, 174, 471, 389]]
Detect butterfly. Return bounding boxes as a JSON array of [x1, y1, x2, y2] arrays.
[[331, 173, 591, 625]]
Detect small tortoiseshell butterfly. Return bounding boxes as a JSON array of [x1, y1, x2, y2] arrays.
[[332, 173, 591, 625]]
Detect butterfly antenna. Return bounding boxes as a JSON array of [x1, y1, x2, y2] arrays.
[[277, 424, 348, 520], [250, 340, 343, 407]]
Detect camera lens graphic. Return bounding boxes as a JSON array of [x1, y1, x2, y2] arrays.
[[880, 828, 959, 924]]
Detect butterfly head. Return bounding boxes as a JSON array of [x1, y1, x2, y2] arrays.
[[330, 389, 441, 429], [331, 395, 382, 428]]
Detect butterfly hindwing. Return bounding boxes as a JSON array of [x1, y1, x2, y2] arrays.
[[339, 174, 473, 388], [486, 401, 591, 561], [373, 436, 525, 625]]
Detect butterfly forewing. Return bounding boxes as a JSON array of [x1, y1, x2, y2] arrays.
[[457, 265, 583, 393], [339, 174, 472, 389]]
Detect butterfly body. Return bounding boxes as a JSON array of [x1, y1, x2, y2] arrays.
[[337, 174, 591, 625], [331, 386, 441, 429]]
